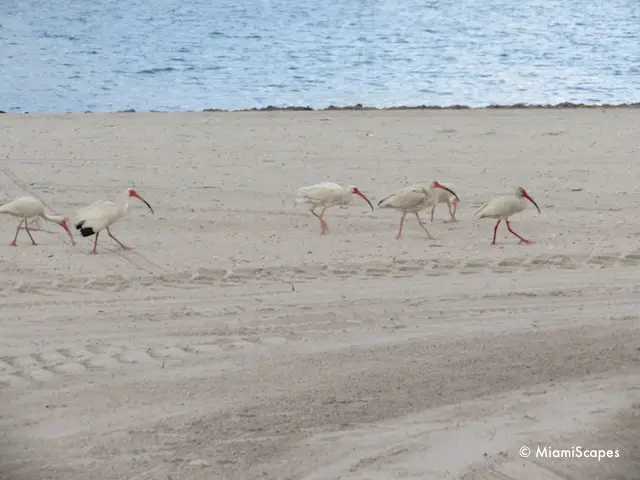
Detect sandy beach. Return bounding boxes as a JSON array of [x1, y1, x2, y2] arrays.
[[0, 108, 639, 479]]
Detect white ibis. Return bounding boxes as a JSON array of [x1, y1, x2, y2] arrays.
[[74, 188, 154, 254], [377, 181, 460, 240], [475, 186, 541, 245], [0, 196, 76, 246], [295, 182, 374, 234], [430, 181, 459, 222]]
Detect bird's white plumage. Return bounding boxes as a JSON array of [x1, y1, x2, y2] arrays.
[[75, 200, 125, 232], [379, 180, 455, 213], [75, 199, 108, 219], [378, 186, 432, 213], [295, 182, 356, 207], [0, 196, 47, 218], [475, 190, 532, 220]]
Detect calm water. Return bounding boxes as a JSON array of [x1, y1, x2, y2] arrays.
[[1, 0, 639, 113]]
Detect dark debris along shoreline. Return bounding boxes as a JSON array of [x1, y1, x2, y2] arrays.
[[2, 102, 640, 115]]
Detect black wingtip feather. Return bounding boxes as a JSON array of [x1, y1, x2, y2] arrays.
[[80, 227, 95, 237], [75, 220, 85, 230]]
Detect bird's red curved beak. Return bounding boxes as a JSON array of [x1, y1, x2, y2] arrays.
[[433, 181, 460, 203], [130, 190, 155, 214], [522, 190, 541, 213], [59, 219, 77, 246], [353, 188, 374, 211]]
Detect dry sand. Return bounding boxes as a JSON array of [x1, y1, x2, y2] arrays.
[[0, 108, 639, 479]]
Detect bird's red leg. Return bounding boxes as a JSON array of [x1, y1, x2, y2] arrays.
[[107, 227, 132, 250], [492, 220, 501, 245], [319, 207, 329, 234], [90, 233, 100, 254], [10, 219, 24, 246], [396, 213, 406, 240], [506, 220, 534, 244], [18, 220, 41, 231], [310, 207, 326, 234], [311, 207, 328, 235], [24, 220, 38, 245], [452, 199, 459, 215], [448, 202, 457, 222], [430, 206, 436, 222], [415, 213, 435, 240]]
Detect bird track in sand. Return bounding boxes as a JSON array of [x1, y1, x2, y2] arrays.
[[0, 250, 639, 296], [1, 264, 637, 392]]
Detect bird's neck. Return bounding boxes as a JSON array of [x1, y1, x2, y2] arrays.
[[43, 212, 63, 224], [122, 191, 131, 213]]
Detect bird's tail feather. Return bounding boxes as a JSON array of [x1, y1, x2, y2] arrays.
[[75, 220, 95, 237], [377, 194, 394, 208], [474, 202, 488, 217], [79, 227, 95, 237]]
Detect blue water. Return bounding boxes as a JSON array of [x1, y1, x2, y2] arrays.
[[1, 0, 639, 113]]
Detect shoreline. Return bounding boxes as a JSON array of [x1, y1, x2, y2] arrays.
[[2, 101, 640, 115]]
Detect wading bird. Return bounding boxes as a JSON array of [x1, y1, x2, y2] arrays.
[[74, 188, 154, 254], [295, 182, 374, 234], [430, 181, 459, 222], [0, 196, 76, 246], [378, 181, 460, 240], [475, 186, 541, 245]]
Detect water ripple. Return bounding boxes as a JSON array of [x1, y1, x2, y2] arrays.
[[1, 0, 639, 112]]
